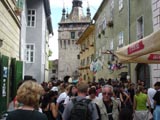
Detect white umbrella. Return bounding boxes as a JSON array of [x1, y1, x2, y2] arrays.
[[115, 29, 160, 63]]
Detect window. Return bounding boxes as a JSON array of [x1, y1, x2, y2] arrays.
[[64, 40, 66, 49], [110, 0, 114, 20], [68, 40, 70, 45], [71, 32, 75, 39], [118, 32, 124, 47], [26, 44, 35, 63], [119, 0, 123, 11], [102, 18, 107, 30], [110, 40, 114, 50], [111, 0, 114, 10], [60, 40, 62, 48], [137, 16, 144, 40], [27, 9, 36, 27]]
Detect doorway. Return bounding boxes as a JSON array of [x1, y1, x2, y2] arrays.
[[136, 63, 150, 87]]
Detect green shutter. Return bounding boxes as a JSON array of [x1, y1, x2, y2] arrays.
[[9, 58, 16, 101], [15, 61, 23, 93], [0, 55, 9, 115]]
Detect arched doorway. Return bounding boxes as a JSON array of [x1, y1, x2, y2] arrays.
[[135, 63, 150, 87]]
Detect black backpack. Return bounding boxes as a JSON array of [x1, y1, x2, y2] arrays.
[[70, 98, 92, 120]]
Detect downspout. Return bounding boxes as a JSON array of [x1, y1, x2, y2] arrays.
[[128, 0, 131, 76]]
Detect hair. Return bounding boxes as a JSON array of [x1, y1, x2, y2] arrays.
[[102, 84, 113, 93], [77, 81, 89, 93], [41, 91, 56, 109], [135, 86, 144, 94], [88, 87, 96, 95], [16, 80, 44, 109], [154, 81, 160, 87], [68, 85, 77, 97]]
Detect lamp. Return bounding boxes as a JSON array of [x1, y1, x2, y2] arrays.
[[0, 39, 3, 48]]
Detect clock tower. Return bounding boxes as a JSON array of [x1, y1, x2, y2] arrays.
[[58, 0, 91, 81]]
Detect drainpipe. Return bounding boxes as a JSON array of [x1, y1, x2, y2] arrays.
[[128, 0, 131, 76]]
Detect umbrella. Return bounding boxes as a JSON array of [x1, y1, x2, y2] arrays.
[[115, 29, 160, 63]]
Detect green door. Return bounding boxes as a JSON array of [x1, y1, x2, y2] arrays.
[[9, 58, 16, 101], [15, 61, 23, 94], [0, 55, 9, 114]]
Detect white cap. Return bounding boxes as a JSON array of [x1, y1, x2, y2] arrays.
[[51, 86, 58, 92], [68, 77, 72, 83]]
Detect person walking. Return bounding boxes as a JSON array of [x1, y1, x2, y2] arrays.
[[6, 80, 47, 120], [95, 85, 119, 120], [133, 86, 151, 120], [62, 81, 99, 120], [41, 91, 57, 120], [153, 81, 160, 120]]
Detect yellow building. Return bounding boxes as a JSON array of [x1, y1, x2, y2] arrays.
[[76, 24, 95, 82]]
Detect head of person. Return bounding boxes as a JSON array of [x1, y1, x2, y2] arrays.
[[102, 85, 113, 102], [68, 85, 77, 97], [77, 81, 89, 95], [135, 86, 144, 94], [48, 81, 53, 89], [60, 82, 66, 91], [16, 80, 44, 109], [88, 87, 97, 99], [154, 81, 160, 90]]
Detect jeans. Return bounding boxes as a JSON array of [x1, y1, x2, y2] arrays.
[[153, 105, 160, 120]]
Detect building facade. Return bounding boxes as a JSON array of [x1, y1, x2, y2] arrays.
[[151, 0, 160, 86], [93, 0, 153, 86], [0, 0, 22, 115], [76, 24, 95, 82], [24, 0, 53, 83], [58, 0, 91, 81], [49, 59, 58, 81]]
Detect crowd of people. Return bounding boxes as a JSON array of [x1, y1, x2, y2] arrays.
[[5, 78, 160, 120]]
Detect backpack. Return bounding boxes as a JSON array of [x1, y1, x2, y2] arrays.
[[70, 98, 92, 120]]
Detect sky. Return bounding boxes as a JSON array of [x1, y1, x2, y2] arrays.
[[49, 0, 103, 60]]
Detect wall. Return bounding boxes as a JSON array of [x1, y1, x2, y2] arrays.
[[0, 1, 20, 59], [25, 0, 45, 83], [151, 0, 160, 86]]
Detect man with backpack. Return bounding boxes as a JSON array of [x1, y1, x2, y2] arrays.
[[62, 81, 99, 120]]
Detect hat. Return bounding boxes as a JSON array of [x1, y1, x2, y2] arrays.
[[51, 87, 58, 92], [68, 77, 72, 83]]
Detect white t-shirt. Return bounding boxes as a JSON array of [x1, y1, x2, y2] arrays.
[[147, 88, 156, 109], [56, 92, 67, 104]]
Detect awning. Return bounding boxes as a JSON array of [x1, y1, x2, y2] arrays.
[[115, 29, 160, 63]]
